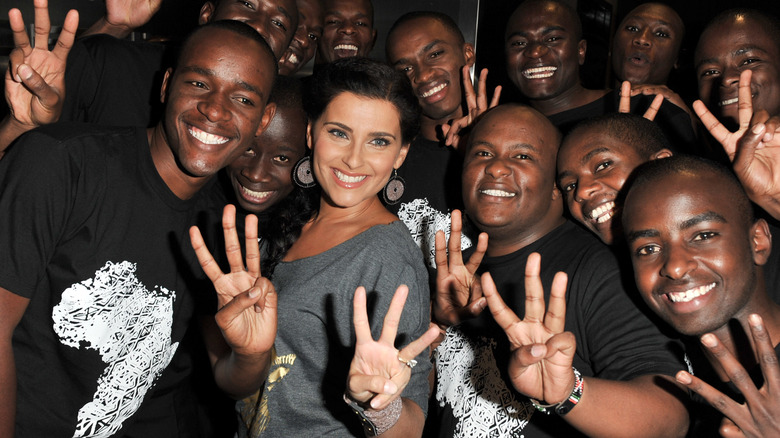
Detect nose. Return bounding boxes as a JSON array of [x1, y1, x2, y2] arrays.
[[525, 41, 548, 59], [573, 176, 599, 203], [293, 26, 309, 50], [633, 28, 651, 47], [720, 64, 741, 89], [485, 158, 511, 178], [343, 143, 363, 169], [197, 92, 231, 123], [413, 63, 434, 84], [660, 244, 696, 280], [339, 20, 356, 35], [241, 155, 272, 183]]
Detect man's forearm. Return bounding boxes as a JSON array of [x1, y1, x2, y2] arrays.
[[562, 374, 688, 438]]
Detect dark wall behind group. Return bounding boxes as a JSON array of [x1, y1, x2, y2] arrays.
[[2, 0, 778, 106]]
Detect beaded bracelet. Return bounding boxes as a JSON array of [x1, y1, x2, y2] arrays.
[[344, 394, 403, 436], [529, 367, 583, 416]]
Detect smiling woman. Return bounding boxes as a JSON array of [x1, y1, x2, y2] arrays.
[[222, 57, 436, 437]]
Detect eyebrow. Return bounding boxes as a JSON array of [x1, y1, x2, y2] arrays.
[[680, 211, 727, 229], [696, 46, 769, 69], [582, 146, 611, 164], [392, 39, 445, 66], [278, 5, 293, 22], [323, 121, 397, 140], [506, 25, 566, 40], [181, 66, 265, 98], [626, 211, 727, 243]]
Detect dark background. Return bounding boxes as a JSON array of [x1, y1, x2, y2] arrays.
[[1, 0, 778, 108]]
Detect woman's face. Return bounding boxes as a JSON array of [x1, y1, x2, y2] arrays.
[[308, 91, 408, 209]]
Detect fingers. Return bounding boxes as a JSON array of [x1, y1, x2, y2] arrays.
[[523, 253, 546, 323], [642, 93, 664, 122], [244, 212, 261, 278], [447, 209, 464, 264], [482, 272, 521, 329], [475, 68, 489, 109], [734, 122, 765, 176], [464, 232, 488, 275], [676, 369, 745, 421], [693, 99, 733, 155], [462, 65, 477, 110], [489, 85, 502, 108], [544, 271, 568, 334], [221, 205, 246, 273], [747, 314, 780, 392], [19, 63, 60, 112], [215, 278, 276, 327], [398, 324, 440, 366], [52, 9, 79, 59], [9, 8, 32, 61], [738, 70, 754, 132], [698, 333, 759, 403], [32, 0, 52, 51], [719, 418, 747, 438], [189, 225, 223, 283], [378, 285, 410, 345], [352, 286, 371, 344], [347, 374, 399, 406], [763, 115, 780, 145], [434, 230, 450, 284], [619, 81, 631, 113]]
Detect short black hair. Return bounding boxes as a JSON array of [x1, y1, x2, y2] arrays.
[[626, 154, 755, 226], [304, 57, 421, 144], [387, 11, 466, 45], [564, 113, 671, 158], [699, 8, 780, 56], [178, 19, 278, 73], [508, 0, 582, 41]]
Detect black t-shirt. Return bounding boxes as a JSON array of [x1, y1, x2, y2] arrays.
[[385, 136, 467, 269], [432, 220, 686, 437], [62, 35, 172, 128], [0, 124, 213, 436], [548, 90, 701, 156]]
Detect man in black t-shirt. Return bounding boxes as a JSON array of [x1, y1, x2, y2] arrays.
[[431, 103, 689, 437], [622, 155, 780, 437], [0, 22, 278, 437], [384, 11, 478, 268]]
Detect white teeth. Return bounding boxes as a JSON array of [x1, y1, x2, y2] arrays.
[[288, 53, 299, 64], [334, 44, 358, 51], [522, 66, 557, 79], [719, 97, 739, 107], [589, 201, 615, 223], [242, 186, 271, 199], [480, 189, 516, 197], [421, 83, 447, 98], [667, 283, 716, 303], [188, 127, 229, 145], [334, 169, 366, 183]]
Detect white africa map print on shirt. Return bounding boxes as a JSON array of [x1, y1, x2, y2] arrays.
[[52, 261, 179, 438], [396, 198, 472, 268]]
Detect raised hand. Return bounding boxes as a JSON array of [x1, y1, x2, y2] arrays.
[[189, 204, 276, 357], [432, 209, 488, 328], [81, 0, 163, 39], [3, 0, 78, 147], [347, 285, 439, 410], [694, 70, 780, 219], [675, 314, 780, 438], [482, 252, 576, 404], [441, 66, 502, 149], [618, 80, 665, 121]]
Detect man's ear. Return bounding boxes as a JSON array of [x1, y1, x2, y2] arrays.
[[394, 143, 410, 169], [306, 121, 313, 150], [552, 182, 561, 200], [160, 68, 173, 103], [577, 39, 587, 65], [198, 1, 216, 24], [256, 102, 277, 136], [463, 43, 476, 67], [752, 218, 772, 266], [650, 148, 673, 161]]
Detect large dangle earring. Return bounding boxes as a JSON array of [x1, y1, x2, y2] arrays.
[[293, 156, 316, 188], [382, 169, 406, 205]]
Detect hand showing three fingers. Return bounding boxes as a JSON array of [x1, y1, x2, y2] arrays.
[[347, 285, 439, 410], [189, 204, 276, 358], [483, 252, 576, 404]]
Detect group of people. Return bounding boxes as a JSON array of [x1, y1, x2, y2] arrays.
[[1, 0, 780, 437]]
